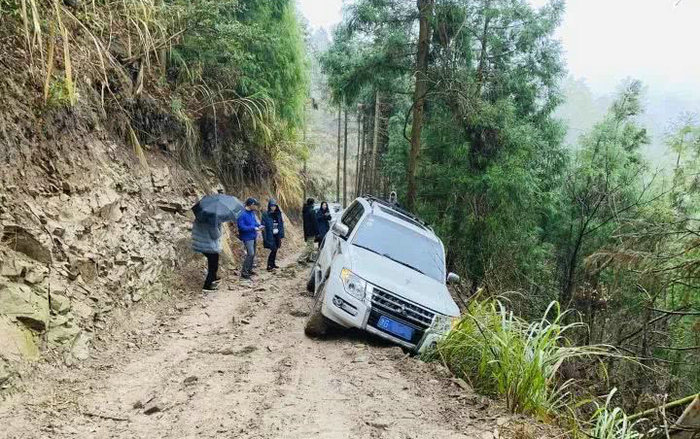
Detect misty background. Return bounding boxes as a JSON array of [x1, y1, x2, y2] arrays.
[[296, 0, 700, 170]]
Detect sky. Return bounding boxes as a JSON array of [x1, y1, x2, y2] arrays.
[[296, 0, 700, 100]]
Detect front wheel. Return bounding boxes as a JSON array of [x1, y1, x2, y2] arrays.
[[304, 279, 329, 337], [306, 264, 316, 293]]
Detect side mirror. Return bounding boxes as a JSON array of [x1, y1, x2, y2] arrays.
[[447, 273, 460, 284], [332, 222, 349, 238]]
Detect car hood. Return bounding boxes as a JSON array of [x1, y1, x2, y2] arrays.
[[349, 245, 460, 317]]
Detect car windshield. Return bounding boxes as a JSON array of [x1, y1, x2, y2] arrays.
[[352, 215, 445, 282]]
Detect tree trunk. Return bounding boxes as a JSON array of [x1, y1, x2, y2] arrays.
[[355, 110, 362, 198], [360, 108, 369, 195], [343, 104, 348, 207], [406, 0, 433, 211], [371, 91, 381, 195], [475, 0, 492, 96], [336, 104, 341, 203]]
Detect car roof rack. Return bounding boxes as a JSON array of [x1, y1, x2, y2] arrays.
[[362, 195, 433, 230]]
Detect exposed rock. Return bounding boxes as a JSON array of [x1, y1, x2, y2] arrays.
[[71, 330, 92, 360], [131, 292, 142, 303], [155, 199, 185, 214], [183, 376, 198, 385], [24, 265, 48, 284], [0, 282, 49, 331], [143, 404, 162, 415], [151, 169, 171, 192], [48, 322, 80, 345], [0, 258, 25, 278], [50, 294, 71, 314], [0, 225, 52, 264], [0, 316, 39, 360], [0, 363, 11, 386]]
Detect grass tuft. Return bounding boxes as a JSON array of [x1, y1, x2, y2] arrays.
[[437, 299, 612, 417], [587, 389, 642, 439]]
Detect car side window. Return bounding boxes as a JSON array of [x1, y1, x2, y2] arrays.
[[341, 202, 364, 235]]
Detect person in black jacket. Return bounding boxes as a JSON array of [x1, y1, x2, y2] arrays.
[[299, 198, 318, 263], [315, 201, 332, 247], [262, 198, 285, 271]]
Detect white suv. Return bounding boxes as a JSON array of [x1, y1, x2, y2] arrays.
[[305, 196, 461, 353]]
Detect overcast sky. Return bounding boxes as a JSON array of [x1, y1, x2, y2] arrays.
[[296, 0, 700, 100]]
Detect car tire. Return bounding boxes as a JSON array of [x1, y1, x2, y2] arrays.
[[306, 264, 316, 294], [304, 279, 329, 337]]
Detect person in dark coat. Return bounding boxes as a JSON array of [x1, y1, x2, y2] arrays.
[[315, 201, 332, 247], [237, 197, 262, 279], [192, 218, 223, 291], [299, 198, 318, 263], [261, 198, 285, 271]]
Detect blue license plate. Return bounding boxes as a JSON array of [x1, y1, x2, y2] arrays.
[[377, 315, 414, 341]]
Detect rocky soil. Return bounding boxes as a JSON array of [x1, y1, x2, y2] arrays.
[[0, 254, 559, 439]]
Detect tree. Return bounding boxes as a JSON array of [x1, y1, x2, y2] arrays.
[[406, 0, 434, 210]]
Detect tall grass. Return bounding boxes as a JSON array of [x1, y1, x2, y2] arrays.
[[588, 389, 642, 439], [437, 300, 611, 417]]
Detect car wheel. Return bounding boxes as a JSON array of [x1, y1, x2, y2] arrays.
[[304, 278, 329, 337], [306, 263, 317, 293]]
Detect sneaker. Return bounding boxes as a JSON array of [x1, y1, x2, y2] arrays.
[[203, 284, 219, 292], [273, 264, 281, 269], [267, 267, 274, 272], [249, 271, 258, 276], [241, 274, 252, 280]]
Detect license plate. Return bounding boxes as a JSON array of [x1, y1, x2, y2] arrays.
[[377, 315, 414, 341]]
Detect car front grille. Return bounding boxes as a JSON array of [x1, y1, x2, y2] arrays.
[[367, 310, 424, 345], [370, 288, 435, 329]]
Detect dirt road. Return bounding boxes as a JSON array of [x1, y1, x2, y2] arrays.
[[0, 256, 528, 439]]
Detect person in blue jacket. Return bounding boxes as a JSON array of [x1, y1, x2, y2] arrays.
[[237, 197, 263, 279], [315, 201, 332, 247], [261, 198, 285, 271], [192, 217, 223, 291]]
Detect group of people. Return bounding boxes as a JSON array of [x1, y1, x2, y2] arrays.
[[300, 198, 333, 263], [192, 195, 336, 291], [192, 196, 286, 291]]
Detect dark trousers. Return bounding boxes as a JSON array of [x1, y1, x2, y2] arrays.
[[203, 252, 219, 288], [267, 236, 281, 268]]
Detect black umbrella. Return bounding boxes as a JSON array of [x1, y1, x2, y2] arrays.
[[192, 194, 244, 225]]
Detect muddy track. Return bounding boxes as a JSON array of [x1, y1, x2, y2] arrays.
[[0, 254, 539, 439]]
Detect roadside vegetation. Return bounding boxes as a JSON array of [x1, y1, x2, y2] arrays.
[[320, 0, 699, 436], [0, 0, 309, 207]]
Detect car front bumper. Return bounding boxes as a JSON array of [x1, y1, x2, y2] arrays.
[[320, 274, 446, 353]]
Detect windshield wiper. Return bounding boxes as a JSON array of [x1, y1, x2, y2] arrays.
[[352, 243, 383, 257], [381, 253, 425, 275]]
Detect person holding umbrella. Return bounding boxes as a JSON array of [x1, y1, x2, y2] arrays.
[[237, 197, 263, 279], [191, 191, 244, 291], [261, 198, 285, 271]]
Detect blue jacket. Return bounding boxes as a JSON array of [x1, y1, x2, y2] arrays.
[[262, 199, 285, 249], [192, 220, 222, 254], [237, 209, 260, 242]]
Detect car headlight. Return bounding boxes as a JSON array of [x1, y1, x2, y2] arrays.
[[432, 314, 460, 334], [340, 268, 367, 300]]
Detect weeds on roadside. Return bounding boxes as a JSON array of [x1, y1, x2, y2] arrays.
[[587, 389, 643, 439], [436, 300, 612, 417]]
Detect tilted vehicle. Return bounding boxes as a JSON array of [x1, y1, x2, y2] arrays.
[[305, 196, 461, 353]]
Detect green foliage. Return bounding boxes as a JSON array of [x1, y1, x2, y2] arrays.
[[587, 389, 643, 439], [437, 300, 610, 417]]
